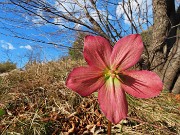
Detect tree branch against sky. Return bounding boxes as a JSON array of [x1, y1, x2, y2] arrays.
[[0, 0, 154, 67], [1, 0, 154, 42]]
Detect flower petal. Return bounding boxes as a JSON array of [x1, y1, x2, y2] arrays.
[[121, 70, 163, 98], [66, 66, 104, 96], [111, 34, 143, 71], [98, 77, 128, 124], [84, 35, 112, 69]]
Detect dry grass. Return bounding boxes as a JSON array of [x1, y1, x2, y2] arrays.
[[0, 58, 179, 135]]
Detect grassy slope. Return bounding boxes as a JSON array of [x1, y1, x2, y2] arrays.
[[0, 59, 179, 135]]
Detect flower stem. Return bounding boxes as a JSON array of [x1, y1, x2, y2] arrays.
[[108, 120, 112, 135]]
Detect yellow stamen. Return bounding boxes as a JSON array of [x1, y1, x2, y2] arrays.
[[104, 69, 124, 83]]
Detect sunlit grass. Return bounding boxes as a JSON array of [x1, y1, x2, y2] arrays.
[[0, 58, 179, 134]]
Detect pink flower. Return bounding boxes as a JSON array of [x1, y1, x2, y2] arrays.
[[66, 34, 163, 124]]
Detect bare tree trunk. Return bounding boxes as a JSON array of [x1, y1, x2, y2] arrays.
[[151, 0, 168, 71], [162, 36, 180, 92], [151, 0, 179, 93], [172, 74, 180, 94]]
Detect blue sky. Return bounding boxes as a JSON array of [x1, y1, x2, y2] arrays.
[[0, 0, 73, 68], [0, 33, 69, 68], [0, 0, 179, 68]]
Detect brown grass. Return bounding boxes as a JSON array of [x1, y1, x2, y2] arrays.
[[0, 58, 179, 135]]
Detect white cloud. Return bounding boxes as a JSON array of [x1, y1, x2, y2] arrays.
[[89, 10, 112, 22], [54, 17, 61, 24], [116, 0, 152, 26], [20, 45, 32, 50], [54, 0, 95, 27], [32, 9, 46, 26], [116, 3, 124, 18], [53, 17, 66, 29], [55, 0, 91, 13], [0, 40, 15, 50]]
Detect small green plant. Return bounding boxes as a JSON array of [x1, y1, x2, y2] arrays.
[[68, 32, 86, 60], [0, 109, 6, 117], [0, 61, 16, 73]]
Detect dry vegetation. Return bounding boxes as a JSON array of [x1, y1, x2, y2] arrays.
[[0, 58, 179, 135]]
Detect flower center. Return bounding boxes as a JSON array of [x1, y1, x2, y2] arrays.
[[109, 70, 116, 78], [104, 69, 124, 83]]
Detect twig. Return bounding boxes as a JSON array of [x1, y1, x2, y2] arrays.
[[108, 120, 112, 135]]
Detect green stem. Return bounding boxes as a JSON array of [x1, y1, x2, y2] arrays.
[[108, 120, 112, 135]]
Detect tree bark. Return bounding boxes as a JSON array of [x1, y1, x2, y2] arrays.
[[162, 36, 180, 92], [172, 74, 180, 94], [152, 0, 179, 93], [151, 0, 168, 72]]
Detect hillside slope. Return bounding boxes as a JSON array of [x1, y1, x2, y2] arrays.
[[0, 59, 179, 135]]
